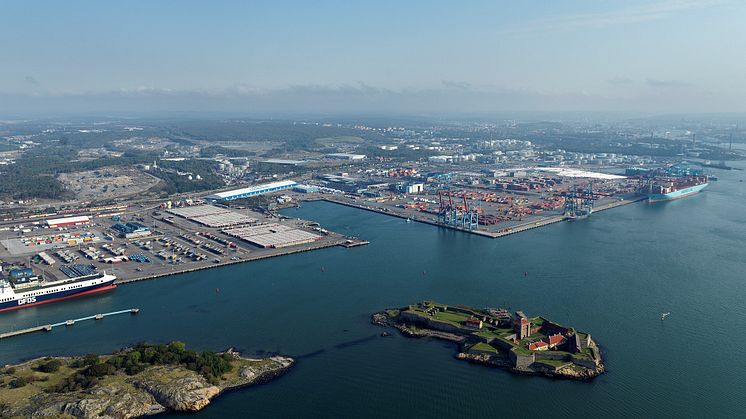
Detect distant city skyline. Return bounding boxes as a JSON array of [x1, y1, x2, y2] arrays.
[[2, 0, 745, 115]]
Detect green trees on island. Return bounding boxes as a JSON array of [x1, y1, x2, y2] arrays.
[[42, 342, 233, 393]]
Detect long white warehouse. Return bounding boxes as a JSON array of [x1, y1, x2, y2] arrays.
[[204, 180, 298, 201]]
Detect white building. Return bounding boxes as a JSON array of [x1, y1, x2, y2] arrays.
[[406, 183, 424, 194], [326, 153, 366, 161]]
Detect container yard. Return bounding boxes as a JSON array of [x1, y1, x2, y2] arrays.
[[289, 168, 644, 238]]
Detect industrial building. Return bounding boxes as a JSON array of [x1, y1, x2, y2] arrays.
[[294, 185, 320, 194], [204, 180, 298, 201], [223, 223, 322, 248], [46, 215, 90, 228], [406, 183, 424, 194], [326, 153, 366, 161], [167, 205, 257, 228], [112, 222, 151, 239]]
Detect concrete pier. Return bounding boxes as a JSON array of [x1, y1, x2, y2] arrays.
[[0, 308, 140, 340]]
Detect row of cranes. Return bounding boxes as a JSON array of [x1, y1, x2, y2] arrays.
[[436, 182, 597, 229], [437, 191, 479, 230], [563, 183, 595, 220]]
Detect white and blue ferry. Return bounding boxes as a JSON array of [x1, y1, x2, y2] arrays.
[[0, 273, 117, 312]]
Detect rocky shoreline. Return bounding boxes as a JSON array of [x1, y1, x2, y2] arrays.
[[0, 346, 294, 418], [373, 305, 605, 381]]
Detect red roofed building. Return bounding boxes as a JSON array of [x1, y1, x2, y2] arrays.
[[547, 334, 566, 349], [528, 341, 548, 351]]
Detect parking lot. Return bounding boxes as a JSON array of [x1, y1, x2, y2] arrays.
[[0, 203, 347, 284]]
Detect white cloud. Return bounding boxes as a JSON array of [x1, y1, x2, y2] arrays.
[[499, 0, 731, 34]]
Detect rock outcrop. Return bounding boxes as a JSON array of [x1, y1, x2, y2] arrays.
[[0, 352, 294, 418], [134, 369, 221, 412]]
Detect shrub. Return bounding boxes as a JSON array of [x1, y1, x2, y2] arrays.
[[37, 359, 62, 373], [83, 363, 115, 378], [9, 376, 32, 388], [83, 354, 100, 366]]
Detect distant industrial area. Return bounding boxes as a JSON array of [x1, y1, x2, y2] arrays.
[[0, 115, 743, 294]]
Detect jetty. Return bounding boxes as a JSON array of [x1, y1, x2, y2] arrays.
[[339, 238, 370, 248], [0, 308, 139, 340]]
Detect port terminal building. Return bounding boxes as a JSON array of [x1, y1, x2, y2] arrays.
[[204, 180, 298, 201]]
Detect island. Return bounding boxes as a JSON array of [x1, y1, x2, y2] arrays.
[[373, 301, 604, 380], [0, 342, 294, 417]]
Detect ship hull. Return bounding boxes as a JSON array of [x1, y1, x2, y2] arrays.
[[648, 183, 708, 202], [0, 277, 116, 312]]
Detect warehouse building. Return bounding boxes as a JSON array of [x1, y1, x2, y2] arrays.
[[222, 223, 322, 248], [46, 215, 90, 228], [204, 180, 298, 201]]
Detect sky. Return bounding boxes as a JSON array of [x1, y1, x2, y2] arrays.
[[1, 0, 745, 116]]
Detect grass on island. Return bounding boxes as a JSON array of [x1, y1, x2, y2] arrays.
[[406, 307, 464, 328], [469, 342, 499, 353], [432, 311, 471, 324], [572, 348, 594, 360], [530, 317, 545, 326], [385, 309, 400, 318], [475, 327, 513, 340]]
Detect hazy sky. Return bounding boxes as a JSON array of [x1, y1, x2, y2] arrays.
[[2, 0, 745, 115]]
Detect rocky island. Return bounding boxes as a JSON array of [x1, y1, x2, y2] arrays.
[[0, 342, 293, 418], [373, 301, 604, 380]]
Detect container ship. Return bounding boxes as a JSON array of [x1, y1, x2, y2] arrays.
[[0, 272, 116, 312], [645, 175, 708, 202]]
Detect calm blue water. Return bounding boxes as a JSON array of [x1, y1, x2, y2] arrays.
[[1, 165, 745, 418]]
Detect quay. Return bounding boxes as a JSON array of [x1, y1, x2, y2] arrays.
[[0, 308, 140, 340], [320, 195, 648, 239], [320, 198, 497, 238]]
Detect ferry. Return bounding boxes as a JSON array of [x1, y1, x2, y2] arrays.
[[0, 273, 117, 312]]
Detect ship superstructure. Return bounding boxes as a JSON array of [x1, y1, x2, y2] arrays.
[[0, 272, 116, 312]]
